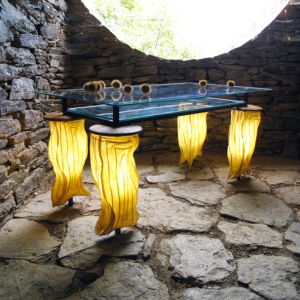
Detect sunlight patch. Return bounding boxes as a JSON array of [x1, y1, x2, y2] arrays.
[[83, 0, 289, 60]]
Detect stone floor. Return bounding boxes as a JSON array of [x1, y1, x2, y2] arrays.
[[0, 151, 300, 299]]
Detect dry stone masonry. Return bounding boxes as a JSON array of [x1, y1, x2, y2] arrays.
[[0, 0, 70, 223]]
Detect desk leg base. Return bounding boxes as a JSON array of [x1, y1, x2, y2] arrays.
[[68, 198, 74, 206]]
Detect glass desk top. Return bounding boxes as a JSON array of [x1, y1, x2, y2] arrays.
[[40, 82, 271, 126], [40, 82, 271, 107]]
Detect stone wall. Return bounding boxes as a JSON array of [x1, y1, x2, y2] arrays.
[[0, 0, 69, 223], [66, 0, 300, 156]]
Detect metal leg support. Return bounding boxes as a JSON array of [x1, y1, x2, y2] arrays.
[[68, 197, 74, 206]]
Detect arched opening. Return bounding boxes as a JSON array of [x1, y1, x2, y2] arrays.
[[83, 0, 289, 60]]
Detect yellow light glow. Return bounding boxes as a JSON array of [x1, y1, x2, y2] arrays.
[[48, 119, 90, 207], [90, 133, 139, 235], [227, 109, 261, 179], [177, 112, 208, 167]]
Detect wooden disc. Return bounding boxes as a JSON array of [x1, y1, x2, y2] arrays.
[[89, 124, 143, 136], [236, 105, 263, 112], [44, 112, 81, 122]]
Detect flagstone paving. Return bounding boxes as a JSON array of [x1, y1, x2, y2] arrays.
[[0, 151, 299, 299]]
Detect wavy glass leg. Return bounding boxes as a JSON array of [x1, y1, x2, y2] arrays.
[[47, 117, 90, 207], [177, 112, 208, 167], [227, 106, 262, 179], [89, 126, 142, 236]]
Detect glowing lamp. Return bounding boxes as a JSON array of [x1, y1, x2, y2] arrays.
[[46, 113, 90, 207], [177, 111, 208, 167], [227, 105, 262, 179], [89, 125, 143, 236]]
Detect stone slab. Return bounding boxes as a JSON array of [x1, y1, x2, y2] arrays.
[[143, 233, 156, 258], [0, 219, 60, 260], [158, 235, 235, 284], [155, 152, 186, 173], [237, 255, 299, 300], [146, 171, 185, 183], [66, 261, 169, 299], [274, 185, 300, 205], [218, 221, 282, 248], [220, 193, 293, 227], [186, 167, 214, 180], [285, 222, 300, 254], [263, 170, 300, 185], [169, 181, 225, 206], [214, 167, 270, 193], [59, 216, 145, 269], [60, 228, 145, 270], [0, 260, 75, 300], [15, 188, 100, 223], [58, 216, 103, 258], [172, 287, 263, 300], [138, 188, 218, 233]]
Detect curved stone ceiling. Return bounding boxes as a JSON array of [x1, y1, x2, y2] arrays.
[[82, 0, 289, 60]]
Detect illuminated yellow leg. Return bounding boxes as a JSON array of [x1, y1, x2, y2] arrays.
[[46, 113, 90, 207], [89, 125, 143, 236], [177, 112, 208, 167], [227, 105, 262, 179]]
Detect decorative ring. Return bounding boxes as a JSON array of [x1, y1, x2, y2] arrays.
[[111, 79, 122, 90], [227, 80, 235, 88], [140, 83, 151, 94], [123, 84, 133, 95], [199, 79, 208, 89]]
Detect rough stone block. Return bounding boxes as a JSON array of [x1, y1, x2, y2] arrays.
[[0, 179, 16, 200], [7, 132, 30, 145], [30, 127, 49, 144], [10, 77, 35, 100], [18, 110, 43, 130], [0, 87, 7, 101], [0, 118, 21, 138], [0, 47, 4, 63], [5, 47, 36, 66], [97, 65, 134, 78], [8, 170, 27, 186], [132, 65, 158, 76], [0, 139, 8, 149], [72, 64, 96, 78], [0, 64, 19, 81], [208, 69, 226, 81], [0, 196, 16, 222], [0, 165, 7, 185], [14, 167, 44, 204], [0, 0, 36, 33], [19, 34, 47, 49], [0, 100, 26, 116], [0, 149, 9, 164], [35, 77, 50, 90], [18, 147, 39, 165], [35, 49, 47, 64], [41, 24, 60, 40], [226, 70, 250, 81], [0, 19, 13, 43], [20, 64, 47, 77]]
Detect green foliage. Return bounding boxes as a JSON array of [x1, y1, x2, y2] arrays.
[[96, 0, 195, 60]]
